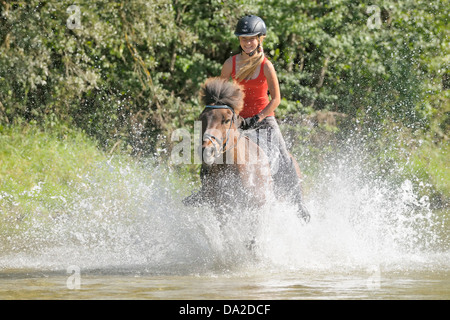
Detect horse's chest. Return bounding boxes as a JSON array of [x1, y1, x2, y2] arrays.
[[209, 167, 248, 202]]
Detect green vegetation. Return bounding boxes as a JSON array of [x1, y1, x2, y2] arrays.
[[0, 122, 178, 243], [0, 0, 448, 212], [0, 122, 105, 220]]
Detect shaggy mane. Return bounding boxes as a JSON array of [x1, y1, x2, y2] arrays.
[[200, 77, 245, 114]]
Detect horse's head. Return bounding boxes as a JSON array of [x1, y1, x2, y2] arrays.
[[200, 105, 240, 164], [198, 78, 245, 164]]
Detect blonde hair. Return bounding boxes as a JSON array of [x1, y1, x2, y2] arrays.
[[235, 35, 266, 81]]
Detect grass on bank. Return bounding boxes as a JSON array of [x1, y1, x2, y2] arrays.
[[0, 123, 111, 239], [0, 122, 195, 240], [403, 138, 450, 207]]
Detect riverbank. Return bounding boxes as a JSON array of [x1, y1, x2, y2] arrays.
[[1, 121, 448, 219]]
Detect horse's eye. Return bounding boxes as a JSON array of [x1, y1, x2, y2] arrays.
[[224, 119, 231, 124]]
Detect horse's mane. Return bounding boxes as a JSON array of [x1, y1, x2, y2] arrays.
[[200, 77, 245, 114]]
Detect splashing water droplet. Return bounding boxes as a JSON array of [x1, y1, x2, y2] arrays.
[[0, 152, 448, 275]]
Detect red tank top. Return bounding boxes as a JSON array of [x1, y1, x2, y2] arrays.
[[231, 55, 274, 119]]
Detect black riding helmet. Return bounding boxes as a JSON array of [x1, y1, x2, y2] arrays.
[[234, 15, 266, 37], [235, 15, 266, 56]]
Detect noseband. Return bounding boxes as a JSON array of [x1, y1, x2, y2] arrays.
[[203, 105, 237, 157]]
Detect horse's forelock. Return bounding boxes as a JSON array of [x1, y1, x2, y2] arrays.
[[201, 78, 244, 114]]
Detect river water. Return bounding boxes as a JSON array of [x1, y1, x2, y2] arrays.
[[0, 158, 449, 300], [0, 266, 449, 300]]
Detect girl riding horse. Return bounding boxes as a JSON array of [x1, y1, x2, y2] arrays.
[[220, 15, 310, 223]]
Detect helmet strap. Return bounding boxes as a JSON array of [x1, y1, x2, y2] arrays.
[[246, 44, 260, 57], [240, 36, 262, 57]]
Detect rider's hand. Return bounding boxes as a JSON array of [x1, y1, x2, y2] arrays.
[[240, 114, 261, 130]]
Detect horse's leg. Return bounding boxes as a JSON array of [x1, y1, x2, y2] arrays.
[[183, 164, 215, 207]]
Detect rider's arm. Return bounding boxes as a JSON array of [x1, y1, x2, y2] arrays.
[[220, 57, 233, 79], [259, 60, 281, 120]]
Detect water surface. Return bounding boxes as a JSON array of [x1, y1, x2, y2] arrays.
[[1, 159, 448, 300]]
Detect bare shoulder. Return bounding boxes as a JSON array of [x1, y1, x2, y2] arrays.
[[221, 56, 234, 78], [263, 58, 276, 73], [225, 56, 234, 64], [263, 58, 278, 79], [223, 56, 233, 67]]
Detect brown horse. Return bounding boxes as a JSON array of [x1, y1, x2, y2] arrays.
[[183, 78, 274, 216], [183, 77, 310, 224]]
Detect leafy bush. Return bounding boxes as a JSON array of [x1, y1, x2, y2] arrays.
[[0, 0, 448, 205]]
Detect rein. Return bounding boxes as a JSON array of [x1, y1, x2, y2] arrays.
[[203, 105, 243, 157]]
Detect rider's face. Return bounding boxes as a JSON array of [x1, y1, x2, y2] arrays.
[[239, 36, 259, 54]]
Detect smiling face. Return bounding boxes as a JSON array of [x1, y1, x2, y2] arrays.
[[239, 35, 259, 54]]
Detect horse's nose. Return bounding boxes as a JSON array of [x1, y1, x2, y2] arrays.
[[201, 141, 217, 165], [201, 134, 219, 164], [201, 138, 213, 149], [202, 130, 222, 149], [202, 146, 216, 165]]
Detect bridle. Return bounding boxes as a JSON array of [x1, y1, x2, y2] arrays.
[[202, 105, 241, 158]]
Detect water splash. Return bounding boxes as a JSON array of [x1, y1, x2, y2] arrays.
[[257, 160, 448, 273], [0, 152, 448, 275]]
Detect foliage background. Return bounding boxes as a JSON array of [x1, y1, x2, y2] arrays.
[[0, 0, 448, 207]]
